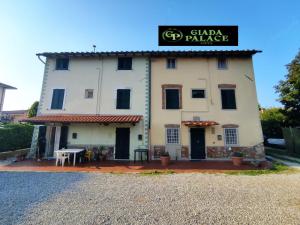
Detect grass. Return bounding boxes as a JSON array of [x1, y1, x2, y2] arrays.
[[225, 162, 297, 176], [140, 170, 175, 176]]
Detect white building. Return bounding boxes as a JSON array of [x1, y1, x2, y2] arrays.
[[27, 52, 150, 160], [0, 82, 17, 112]]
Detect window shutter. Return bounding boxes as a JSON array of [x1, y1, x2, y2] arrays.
[[51, 89, 65, 109], [117, 89, 130, 109], [221, 89, 236, 109], [166, 89, 179, 109]]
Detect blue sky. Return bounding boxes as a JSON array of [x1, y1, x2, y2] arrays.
[[0, 0, 299, 110]]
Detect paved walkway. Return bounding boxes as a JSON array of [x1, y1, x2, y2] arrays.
[[0, 159, 260, 173]]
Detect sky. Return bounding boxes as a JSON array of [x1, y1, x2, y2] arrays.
[[0, 0, 299, 110]]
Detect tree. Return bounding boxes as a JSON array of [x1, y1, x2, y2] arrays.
[[28, 101, 39, 118], [275, 50, 300, 126], [260, 107, 286, 138]]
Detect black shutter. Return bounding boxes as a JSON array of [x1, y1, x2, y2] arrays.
[[221, 89, 236, 109], [118, 57, 132, 70], [51, 89, 65, 109], [56, 58, 69, 70], [166, 89, 179, 109], [117, 89, 130, 109]]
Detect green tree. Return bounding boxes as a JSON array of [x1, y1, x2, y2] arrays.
[[28, 101, 39, 118], [275, 50, 300, 126], [260, 107, 286, 138]]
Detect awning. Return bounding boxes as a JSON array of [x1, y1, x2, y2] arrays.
[[22, 114, 142, 124], [182, 120, 219, 127]]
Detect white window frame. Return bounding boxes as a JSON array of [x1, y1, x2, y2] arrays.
[[224, 128, 239, 146], [165, 127, 180, 145], [166, 58, 177, 69]]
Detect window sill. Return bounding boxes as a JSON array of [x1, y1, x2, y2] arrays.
[[221, 109, 237, 110], [217, 68, 228, 70]]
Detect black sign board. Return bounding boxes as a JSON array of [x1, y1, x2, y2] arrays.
[[159, 26, 238, 46]]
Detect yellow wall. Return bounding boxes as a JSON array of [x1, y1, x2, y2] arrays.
[[150, 57, 263, 151]]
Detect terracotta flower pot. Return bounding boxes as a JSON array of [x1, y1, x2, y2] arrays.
[[232, 156, 243, 166], [160, 156, 170, 166]]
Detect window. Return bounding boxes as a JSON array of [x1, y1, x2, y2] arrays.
[[224, 128, 238, 145], [72, 133, 77, 139], [116, 89, 130, 109], [56, 58, 69, 70], [118, 57, 132, 70], [192, 89, 205, 98], [166, 58, 176, 69], [217, 57, 227, 69], [85, 89, 94, 99], [221, 89, 236, 109], [166, 128, 180, 144], [165, 89, 179, 109], [51, 89, 65, 109]]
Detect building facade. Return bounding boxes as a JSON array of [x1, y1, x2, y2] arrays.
[[150, 51, 264, 160], [26, 50, 264, 161], [27, 53, 150, 160], [0, 82, 16, 112]]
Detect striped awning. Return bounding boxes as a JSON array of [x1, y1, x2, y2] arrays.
[[22, 114, 142, 124], [182, 120, 219, 127]]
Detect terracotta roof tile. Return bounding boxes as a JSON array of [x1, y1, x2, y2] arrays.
[[182, 121, 219, 127], [22, 114, 142, 124]]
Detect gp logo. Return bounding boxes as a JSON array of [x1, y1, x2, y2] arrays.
[[162, 28, 183, 42]]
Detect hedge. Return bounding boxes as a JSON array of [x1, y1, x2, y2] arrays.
[[0, 123, 34, 152]]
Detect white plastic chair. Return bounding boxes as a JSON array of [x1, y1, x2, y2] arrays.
[[55, 151, 70, 167]]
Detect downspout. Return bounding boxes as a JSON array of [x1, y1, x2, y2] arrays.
[[96, 56, 104, 114], [147, 57, 152, 151], [206, 57, 213, 107], [148, 57, 151, 129], [38, 55, 46, 64]]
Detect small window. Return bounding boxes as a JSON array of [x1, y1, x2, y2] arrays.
[[116, 89, 130, 109], [85, 89, 94, 99], [221, 89, 236, 109], [166, 128, 180, 144], [224, 128, 238, 145], [192, 89, 205, 98], [217, 57, 227, 69], [56, 58, 69, 70], [166, 58, 176, 69], [118, 57, 132, 70], [165, 89, 179, 109], [72, 133, 77, 139], [51, 89, 65, 109]]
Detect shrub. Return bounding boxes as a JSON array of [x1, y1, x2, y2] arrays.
[[260, 107, 286, 138], [0, 123, 34, 152]]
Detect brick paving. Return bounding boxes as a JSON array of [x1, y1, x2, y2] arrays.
[[0, 159, 259, 173]]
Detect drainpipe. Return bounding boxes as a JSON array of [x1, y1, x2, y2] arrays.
[[96, 56, 104, 114]]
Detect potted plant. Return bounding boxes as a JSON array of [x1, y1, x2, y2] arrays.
[[232, 151, 244, 166], [160, 151, 170, 166]]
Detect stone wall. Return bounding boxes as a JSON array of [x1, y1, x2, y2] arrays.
[[151, 145, 190, 160], [207, 143, 265, 160]]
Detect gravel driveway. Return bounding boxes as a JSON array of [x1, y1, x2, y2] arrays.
[[1, 172, 300, 225]]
